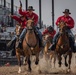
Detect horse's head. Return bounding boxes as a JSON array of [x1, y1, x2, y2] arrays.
[[26, 19, 34, 33], [58, 21, 67, 34], [43, 34, 53, 43], [15, 24, 22, 36]]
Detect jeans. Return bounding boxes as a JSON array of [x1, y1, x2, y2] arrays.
[[35, 26, 42, 41], [53, 32, 59, 43], [67, 29, 75, 42], [19, 28, 26, 39], [19, 26, 42, 41], [11, 35, 17, 41]]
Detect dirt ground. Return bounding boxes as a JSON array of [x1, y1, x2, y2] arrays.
[[0, 53, 76, 75]]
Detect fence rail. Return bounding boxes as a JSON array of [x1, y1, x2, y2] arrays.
[[0, 0, 19, 11]]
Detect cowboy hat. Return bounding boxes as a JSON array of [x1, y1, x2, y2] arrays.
[[27, 6, 35, 11], [47, 26, 54, 32], [63, 9, 71, 14]]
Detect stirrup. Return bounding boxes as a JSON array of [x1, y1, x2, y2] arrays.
[[16, 44, 19, 49], [7, 41, 12, 47]]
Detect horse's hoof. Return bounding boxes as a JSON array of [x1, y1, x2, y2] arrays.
[[18, 70, 21, 73], [67, 69, 71, 73], [28, 68, 31, 72], [65, 63, 68, 67], [18, 67, 21, 73], [35, 61, 39, 65], [38, 70, 42, 74], [59, 65, 61, 67]]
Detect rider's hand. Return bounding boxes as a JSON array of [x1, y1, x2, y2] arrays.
[[8, 14, 12, 17], [19, 6, 22, 9]]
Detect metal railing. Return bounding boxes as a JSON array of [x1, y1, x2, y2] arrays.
[[0, 0, 19, 11]]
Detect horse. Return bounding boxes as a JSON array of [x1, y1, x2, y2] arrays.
[[21, 19, 40, 72], [15, 24, 27, 73], [43, 33, 56, 68], [55, 21, 72, 71]]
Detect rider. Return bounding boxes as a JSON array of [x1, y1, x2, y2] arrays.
[[7, 15, 27, 48], [18, 6, 43, 48], [42, 26, 56, 39], [48, 9, 76, 52]]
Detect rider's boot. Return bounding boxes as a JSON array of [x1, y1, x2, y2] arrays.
[[71, 44, 76, 53], [7, 37, 16, 48], [16, 28, 26, 49], [69, 36, 76, 53]]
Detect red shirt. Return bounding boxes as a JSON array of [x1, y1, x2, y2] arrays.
[[12, 15, 27, 28], [42, 29, 56, 38], [19, 9, 38, 25], [56, 15, 75, 29]]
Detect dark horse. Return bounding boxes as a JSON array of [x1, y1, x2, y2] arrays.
[[55, 21, 72, 72], [22, 19, 40, 72]]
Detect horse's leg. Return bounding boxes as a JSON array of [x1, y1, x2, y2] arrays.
[[53, 55, 56, 68], [64, 55, 68, 67], [58, 54, 62, 67], [68, 52, 72, 71], [23, 56, 27, 65], [16, 51, 21, 73], [27, 56, 31, 72], [35, 53, 39, 65]]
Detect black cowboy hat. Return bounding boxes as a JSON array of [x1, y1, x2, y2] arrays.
[[63, 9, 71, 14], [27, 6, 35, 11], [47, 26, 54, 32]]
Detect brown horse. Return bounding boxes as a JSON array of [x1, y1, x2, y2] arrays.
[[43, 33, 52, 55], [15, 24, 26, 73], [43, 34, 56, 68], [22, 19, 40, 72], [55, 21, 72, 71]]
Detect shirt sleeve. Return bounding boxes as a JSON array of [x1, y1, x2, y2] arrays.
[[33, 13, 38, 25], [56, 16, 62, 26], [19, 8, 27, 16], [49, 30, 56, 38], [12, 15, 20, 22], [67, 17, 74, 29], [42, 29, 48, 35]]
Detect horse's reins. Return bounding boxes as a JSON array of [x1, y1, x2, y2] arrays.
[[57, 24, 70, 53], [25, 38, 38, 49], [25, 28, 38, 49]]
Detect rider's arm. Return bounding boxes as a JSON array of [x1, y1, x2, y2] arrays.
[[49, 30, 56, 38], [42, 29, 48, 35], [23, 21, 27, 28], [56, 16, 62, 26], [11, 15, 20, 22], [33, 13, 38, 25], [66, 17, 75, 29], [19, 7, 27, 16]]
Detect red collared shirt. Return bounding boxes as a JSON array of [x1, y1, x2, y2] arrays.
[[19, 9, 38, 25], [12, 15, 27, 28], [42, 29, 56, 38], [56, 15, 75, 29]]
